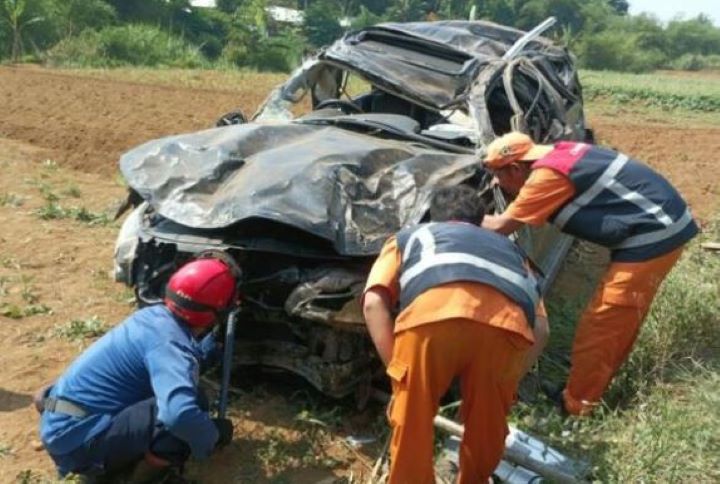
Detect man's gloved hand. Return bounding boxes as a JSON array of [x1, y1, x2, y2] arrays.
[[212, 418, 234, 448]]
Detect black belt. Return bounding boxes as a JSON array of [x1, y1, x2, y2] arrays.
[[43, 397, 88, 418]]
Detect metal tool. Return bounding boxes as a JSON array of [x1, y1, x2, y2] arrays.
[[217, 308, 239, 419]]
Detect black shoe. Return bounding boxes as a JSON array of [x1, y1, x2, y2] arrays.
[[541, 381, 569, 417]]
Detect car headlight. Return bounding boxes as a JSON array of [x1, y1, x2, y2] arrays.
[[113, 202, 147, 284]]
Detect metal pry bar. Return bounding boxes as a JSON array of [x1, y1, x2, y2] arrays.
[[217, 308, 239, 419]]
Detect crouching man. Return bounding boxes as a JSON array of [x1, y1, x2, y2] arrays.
[[36, 257, 239, 482], [363, 186, 549, 484]]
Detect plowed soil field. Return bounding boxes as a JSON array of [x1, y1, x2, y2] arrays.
[[0, 65, 718, 483]]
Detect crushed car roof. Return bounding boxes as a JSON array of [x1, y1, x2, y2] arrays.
[[321, 20, 571, 111]]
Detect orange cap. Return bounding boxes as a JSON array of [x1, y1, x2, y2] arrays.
[[483, 132, 554, 169]]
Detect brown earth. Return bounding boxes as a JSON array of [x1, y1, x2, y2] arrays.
[[0, 66, 718, 482], [590, 119, 720, 222]]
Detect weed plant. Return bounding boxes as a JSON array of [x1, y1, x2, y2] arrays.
[[53, 316, 107, 341], [35, 201, 111, 226], [0, 193, 24, 207]]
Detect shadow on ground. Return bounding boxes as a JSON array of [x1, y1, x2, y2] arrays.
[[0, 388, 31, 412]]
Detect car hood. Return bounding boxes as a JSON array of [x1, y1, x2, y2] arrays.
[[120, 121, 480, 255]]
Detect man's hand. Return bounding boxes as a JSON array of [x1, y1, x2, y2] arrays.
[[212, 418, 234, 448], [33, 383, 53, 414], [482, 213, 524, 235]]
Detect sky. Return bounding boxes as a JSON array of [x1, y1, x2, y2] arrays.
[[629, 0, 720, 25]]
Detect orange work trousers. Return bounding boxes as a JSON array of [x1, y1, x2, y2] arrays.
[[563, 246, 684, 416], [385, 318, 530, 484]]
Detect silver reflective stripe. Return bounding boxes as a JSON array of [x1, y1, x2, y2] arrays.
[[554, 154, 629, 229], [399, 252, 540, 306], [43, 397, 88, 418], [402, 224, 436, 264], [606, 179, 673, 226], [613, 208, 694, 249]]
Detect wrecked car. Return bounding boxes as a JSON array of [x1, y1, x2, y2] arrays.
[[114, 19, 589, 404]]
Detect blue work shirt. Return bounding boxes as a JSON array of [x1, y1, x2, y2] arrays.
[[40, 305, 219, 471]]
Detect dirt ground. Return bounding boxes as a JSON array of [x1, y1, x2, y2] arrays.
[[0, 65, 718, 483]]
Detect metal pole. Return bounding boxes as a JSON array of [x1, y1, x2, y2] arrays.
[[433, 414, 581, 483], [217, 308, 238, 419]]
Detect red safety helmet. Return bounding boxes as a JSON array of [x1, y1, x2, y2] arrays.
[[164, 257, 240, 327]]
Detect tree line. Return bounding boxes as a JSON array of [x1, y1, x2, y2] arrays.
[[1, 0, 719, 72]]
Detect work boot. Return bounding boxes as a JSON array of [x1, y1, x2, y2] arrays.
[[123, 460, 172, 484], [541, 381, 569, 417]]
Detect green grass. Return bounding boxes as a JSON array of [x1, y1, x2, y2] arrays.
[[516, 220, 720, 481], [581, 70, 720, 112], [591, 365, 720, 481]]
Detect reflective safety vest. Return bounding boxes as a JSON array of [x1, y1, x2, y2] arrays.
[[396, 222, 542, 325], [532, 142, 699, 262]]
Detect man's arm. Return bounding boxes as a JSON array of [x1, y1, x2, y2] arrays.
[[485, 168, 575, 234], [362, 236, 401, 366], [145, 342, 219, 459], [482, 212, 525, 235], [521, 312, 549, 379], [363, 287, 395, 366]]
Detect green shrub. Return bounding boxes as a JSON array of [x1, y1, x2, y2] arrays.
[[668, 53, 707, 71], [222, 30, 303, 72], [46, 30, 103, 67], [578, 31, 666, 73], [667, 53, 720, 71], [100, 25, 204, 67], [47, 24, 205, 68]]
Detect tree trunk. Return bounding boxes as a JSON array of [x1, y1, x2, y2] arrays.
[[12, 29, 22, 62]]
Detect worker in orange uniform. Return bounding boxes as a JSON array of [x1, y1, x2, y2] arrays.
[[363, 185, 549, 484], [481, 132, 699, 416]]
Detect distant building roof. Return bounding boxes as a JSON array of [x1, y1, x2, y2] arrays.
[[190, 0, 216, 7], [189, 2, 305, 26], [267, 5, 304, 24]]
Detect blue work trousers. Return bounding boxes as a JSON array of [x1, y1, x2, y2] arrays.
[[53, 397, 193, 477]]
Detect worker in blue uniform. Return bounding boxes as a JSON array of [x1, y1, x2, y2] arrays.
[[36, 257, 241, 482]]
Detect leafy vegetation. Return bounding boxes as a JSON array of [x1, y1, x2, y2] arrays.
[[48, 24, 206, 67], [53, 316, 107, 341], [1, 0, 719, 72], [35, 201, 111, 226]]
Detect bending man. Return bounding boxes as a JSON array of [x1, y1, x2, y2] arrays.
[[37, 257, 238, 482], [363, 186, 549, 483], [481, 132, 698, 416]]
